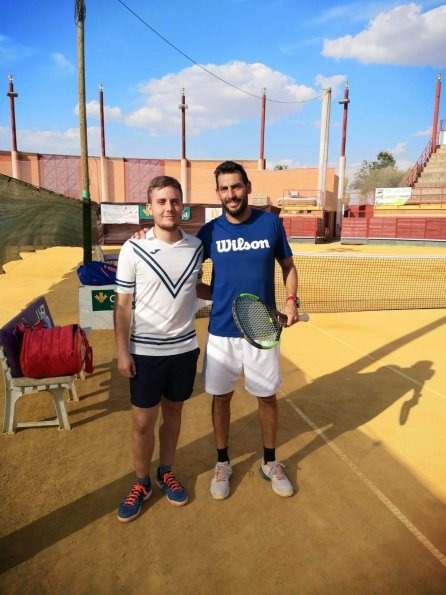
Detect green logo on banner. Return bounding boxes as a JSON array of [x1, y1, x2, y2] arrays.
[[139, 205, 190, 221], [92, 289, 115, 311]]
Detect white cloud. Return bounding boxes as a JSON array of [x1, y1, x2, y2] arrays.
[[314, 74, 347, 98], [386, 141, 407, 155], [51, 52, 74, 74], [322, 3, 446, 66], [413, 127, 431, 136], [0, 35, 35, 64], [5, 126, 101, 155], [396, 158, 415, 171], [123, 61, 320, 136], [74, 100, 123, 121]]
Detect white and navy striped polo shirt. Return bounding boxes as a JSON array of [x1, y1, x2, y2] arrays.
[[115, 228, 203, 356]]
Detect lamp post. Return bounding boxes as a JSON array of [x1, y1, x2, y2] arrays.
[[76, 0, 92, 264], [6, 75, 19, 179], [431, 73, 442, 155], [99, 83, 109, 201], [178, 88, 189, 202], [336, 81, 350, 235], [259, 88, 266, 171], [317, 88, 331, 208]]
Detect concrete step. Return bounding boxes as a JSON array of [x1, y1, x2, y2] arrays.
[[413, 181, 446, 187], [421, 166, 446, 174], [411, 185, 446, 193], [419, 168, 446, 175], [427, 155, 446, 164], [417, 174, 446, 186]]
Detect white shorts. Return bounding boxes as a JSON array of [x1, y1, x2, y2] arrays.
[[202, 334, 281, 397]]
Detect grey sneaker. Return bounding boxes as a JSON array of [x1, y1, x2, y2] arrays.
[[260, 460, 293, 497], [210, 461, 233, 500]]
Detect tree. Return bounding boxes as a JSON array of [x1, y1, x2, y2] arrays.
[[371, 151, 396, 169], [274, 164, 288, 170], [351, 151, 407, 193]]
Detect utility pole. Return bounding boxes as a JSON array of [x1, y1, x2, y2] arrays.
[[6, 75, 19, 179], [336, 81, 350, 234], [76, 0, 92, 264], [99, 83, 109, 201], [258, 88, 266, 171], [179, 88, 189, 202], [431, 73, 442, 155], [317, 88, 331, 208]]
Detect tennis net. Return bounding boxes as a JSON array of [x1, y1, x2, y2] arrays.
[[198, 252, 446, 315]]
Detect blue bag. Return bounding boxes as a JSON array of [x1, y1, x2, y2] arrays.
[[77, 261, 117, 286]]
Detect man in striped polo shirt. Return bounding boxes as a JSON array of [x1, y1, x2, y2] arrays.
[[114, 175, 203, 523]]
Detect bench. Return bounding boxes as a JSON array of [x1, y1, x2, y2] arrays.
[[0, 297, 84, 433]]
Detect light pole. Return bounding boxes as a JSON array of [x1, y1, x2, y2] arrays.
[[431, 73, 442, 155], [178, 88, 189, 202], [336, 81, 350, 235], [6, 75, 19, 179], [317, 88, 331, 208], [259, 88, 266, 171], [99, 83, 109, 201], [76, 0, 92, 264]]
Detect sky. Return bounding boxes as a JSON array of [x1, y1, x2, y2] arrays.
[[0, 0, 445, 182]]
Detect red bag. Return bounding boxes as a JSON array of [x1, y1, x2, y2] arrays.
[[17, 322, 94, 378]]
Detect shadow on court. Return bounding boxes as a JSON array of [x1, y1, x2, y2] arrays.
[[1, 315, 446, 578]]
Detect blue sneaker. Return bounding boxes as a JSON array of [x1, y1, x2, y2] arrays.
[[156, 470, 188, 506], [117, 481, 152, 523]]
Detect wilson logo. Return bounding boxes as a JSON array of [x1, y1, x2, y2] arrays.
[[216, 238, 270, 252]]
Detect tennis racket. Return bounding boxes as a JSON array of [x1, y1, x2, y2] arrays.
[[232, 293, 309, 350]]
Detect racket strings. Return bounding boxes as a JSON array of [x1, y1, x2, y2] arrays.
[[235, 298, 281, 347]]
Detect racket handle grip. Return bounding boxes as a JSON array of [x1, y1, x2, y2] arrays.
[[298, 312, 310, 322]]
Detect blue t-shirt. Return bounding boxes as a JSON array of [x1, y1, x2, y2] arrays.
[[197, 209, 292, 337]]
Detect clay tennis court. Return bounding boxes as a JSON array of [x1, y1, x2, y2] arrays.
[[1, 243, 445, 593]]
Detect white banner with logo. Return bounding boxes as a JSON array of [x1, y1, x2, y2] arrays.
[[101, 204, 140, 224], [205, 207, 223, 223], [375, 187, 412, 206]]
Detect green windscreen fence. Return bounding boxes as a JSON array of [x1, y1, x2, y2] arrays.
[[0, 174, 97, 273]]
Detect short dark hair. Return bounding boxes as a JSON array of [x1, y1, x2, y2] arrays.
[[147, 175, 183, 203], [214, 161, 249, 188]]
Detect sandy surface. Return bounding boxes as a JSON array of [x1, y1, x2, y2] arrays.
[[1, 245, 446, 593]]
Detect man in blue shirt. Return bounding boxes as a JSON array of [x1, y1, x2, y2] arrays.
[[196, 161, 301, 500]]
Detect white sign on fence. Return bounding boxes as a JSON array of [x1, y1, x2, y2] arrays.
[[375, 187, 412, 206], [101, 204, 140, 224], [205, 207, 222, 223]]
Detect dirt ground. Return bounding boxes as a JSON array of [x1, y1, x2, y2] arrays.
[[1, 245, 446, 594]]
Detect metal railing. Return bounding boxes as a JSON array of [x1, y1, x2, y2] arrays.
[[405, 127, 442, 187], [405, 138, 433, 187]]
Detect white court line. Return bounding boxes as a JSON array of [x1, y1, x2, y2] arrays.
[[308, 323, 446, 401], [285, 398, 446, 569]]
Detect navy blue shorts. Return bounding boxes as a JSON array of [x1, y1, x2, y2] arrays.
[[130, 348, 200, 408]]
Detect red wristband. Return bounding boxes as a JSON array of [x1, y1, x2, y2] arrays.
[[286, 295, 300, 307]]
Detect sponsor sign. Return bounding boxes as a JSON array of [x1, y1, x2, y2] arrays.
[[375, 187, 412, 206], [101, 204, 139, 224], [91, 289, 135, 311], [91, 289, 115, 311], [139, 205, 191, 221], [205, 207, 222, 223]]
